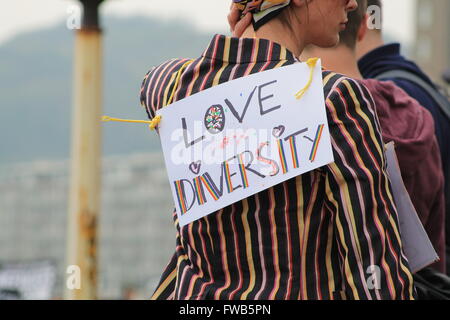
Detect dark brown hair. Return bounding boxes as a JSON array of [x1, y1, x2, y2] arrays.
[[339, 0, 367, 49], [277, 1, 309, 33]]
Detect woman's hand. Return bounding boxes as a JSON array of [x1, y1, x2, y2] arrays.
[[227, 3, 253, 37]]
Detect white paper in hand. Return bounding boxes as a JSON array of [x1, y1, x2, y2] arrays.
[[385, 142, 439, 273]]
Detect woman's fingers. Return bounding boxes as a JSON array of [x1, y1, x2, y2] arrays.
[[233, 13, 252, 37], [228, 4, 241, 32], [228, 2, 253, 37]]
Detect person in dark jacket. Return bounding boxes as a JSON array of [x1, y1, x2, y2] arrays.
[[356, 0, 450, 275], [301, 0, 446, 273]]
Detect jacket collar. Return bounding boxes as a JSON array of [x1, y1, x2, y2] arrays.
[[202, 34, 298, 64]]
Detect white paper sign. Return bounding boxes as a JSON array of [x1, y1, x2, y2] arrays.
[[157, 61, 334, 227], [385, 142, 439, 273]]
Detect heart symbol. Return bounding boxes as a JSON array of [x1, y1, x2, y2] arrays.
[[272, 125, 285, 138], [189, 161, 202, 175]]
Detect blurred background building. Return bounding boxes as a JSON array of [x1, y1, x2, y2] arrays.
[[415, 0, 450, 86], [0, 4, 213, 299], [0, 153, 174, 299]]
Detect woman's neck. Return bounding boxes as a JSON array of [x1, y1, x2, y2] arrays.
[[241, 20, 305, 57]]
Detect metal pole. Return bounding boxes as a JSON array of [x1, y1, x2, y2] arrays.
[[65, 0, 104, 300]]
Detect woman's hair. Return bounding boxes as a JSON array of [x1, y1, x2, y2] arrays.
[[277, 1, 309, 32]]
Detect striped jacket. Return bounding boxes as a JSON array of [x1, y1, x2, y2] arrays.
[[140, 35, 416, 300]]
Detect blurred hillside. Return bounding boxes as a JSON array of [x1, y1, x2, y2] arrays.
[[0, 16, 216, 298], [0, 16, 213, 164]]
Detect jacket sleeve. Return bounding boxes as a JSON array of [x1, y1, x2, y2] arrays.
[[150, 251, 178, 300], [140, 59, 193, 299], [324, 78, 416, 300], [150, 209, 180, 300], [140, 58, 192, 120]]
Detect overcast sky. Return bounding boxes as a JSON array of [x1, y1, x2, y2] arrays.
[[0, 0, 417, 45]]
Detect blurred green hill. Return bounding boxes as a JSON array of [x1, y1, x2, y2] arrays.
[[0, 16, 214, 164]]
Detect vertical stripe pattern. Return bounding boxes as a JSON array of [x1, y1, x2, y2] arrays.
[[140, 35, 415, 300]]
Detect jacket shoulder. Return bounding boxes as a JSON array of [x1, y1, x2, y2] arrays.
[[140, 58, 193, 120], [321, 71, 371, 102]]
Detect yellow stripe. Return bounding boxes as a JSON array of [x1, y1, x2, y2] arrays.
[[280, 46, 287, 61], [327, 93, 388, 298], [311, 125, 324, 161], [174, 254, 189, 296], [274, 46, 287, 69], [212, 37, 231, 86], [214, 209, 230, 299], [186, 56, 206, 97], [343, 81, 384, 166], [326, 90, 383, 261], [295, 175, 305, 299], [386, 208, 415, 296], [151, 60, 177, 109], [330, 162, 363, 261], [185, 222, 203, 298], [325, 214, 336, 299], [325, 176, 360, 300], [342, 81, 402, 295], [162, 71, 178, 107], [150, 267, 177, 300], [326, 81, 390, 298], [205, 216, 215, 254], [300, 171, 320, 299], [322, 72, 336, 87], [325, 131, 399, 299], [167, 60, 194, 105], [240, 199, 256, 299], [245, 39, 259, 76], [223, 37, 231, 62]]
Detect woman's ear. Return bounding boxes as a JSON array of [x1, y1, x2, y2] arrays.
[[357, 14, 369, 42]]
